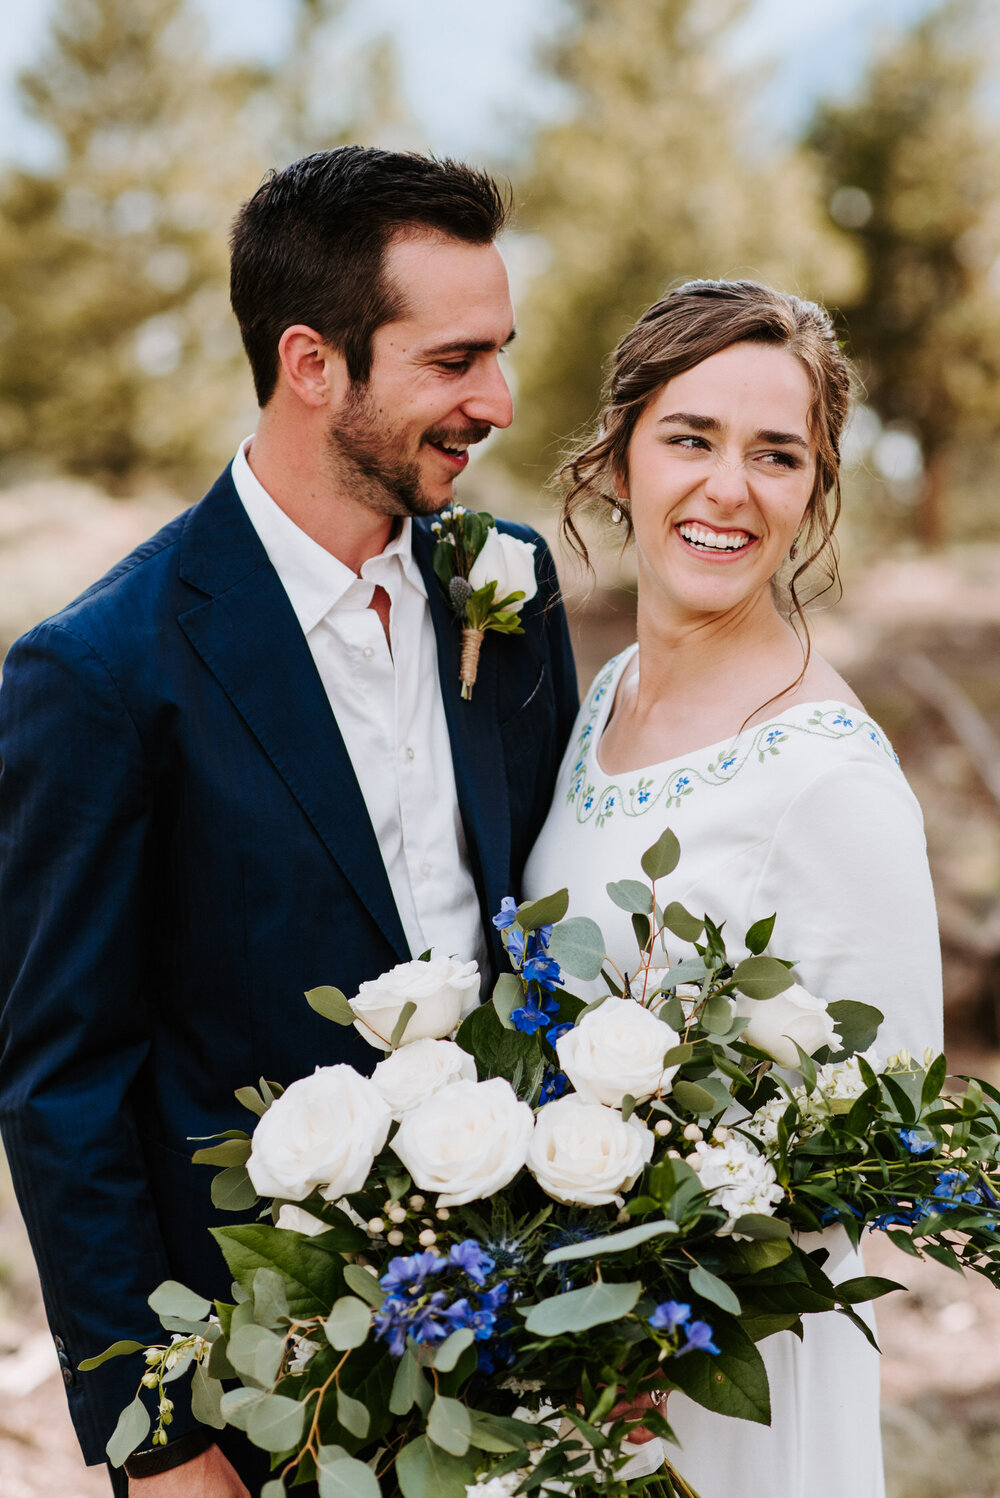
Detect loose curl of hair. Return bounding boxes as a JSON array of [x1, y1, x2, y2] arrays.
[[557, 279, 856, 686]]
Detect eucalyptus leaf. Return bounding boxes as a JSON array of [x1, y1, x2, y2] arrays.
[[211, 1164, 259, 1212], [671, 1080, 718, 1115], [246, 1392, 307, 1452], [390, 1001, 418, 1049], [543, 1219, 679, 1263], [431, 1327, 475, 1372], [731, 956, 795, 1000], [631, 912, 651, 952], [661, 901, 705, 942], [148, 1281, 212, 1322], [606, 879, 653, 914], [106, 1396, 150, 1468], [190, 1362, 226, 1429], [191, 1138, 252, 1167], [389, 1347, 424, 1415], [547, 917, 606, 981], [524, 1280, 641, 1334], [701, 995, 735, 1034], [324, 1296, 372, 1351], [428, 1394, 472, 1456], [227, 1323, 285, 1388], [657, 958, 711, 987], [318, 1454, 382, 1498], [492, 973, 523, 1030], [343, 1263, 386, 1308], [661, 1042, 694, 1066], [517, 889, 569, 931], [744, 913, 776, 955], [640, 826, 681, 881], [220, 1386, 267, 1431], [78, 1339, 145, 1371], [826, 1000, 884, 1057], [396, 1435, 477, 1498], [305, 985, 356, 1025], [336, 1386, 371, 1440], [262, 1482, 287, 1498], [234, 1085, 268, 1117]]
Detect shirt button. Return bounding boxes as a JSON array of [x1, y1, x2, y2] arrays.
[[362, 646, 375, 660], [405, 747, 415, 761]]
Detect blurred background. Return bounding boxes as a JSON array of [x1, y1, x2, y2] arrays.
[[1, 0, 999, 1492]]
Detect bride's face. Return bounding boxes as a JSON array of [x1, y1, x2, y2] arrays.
[[622, 341, 817, 623]]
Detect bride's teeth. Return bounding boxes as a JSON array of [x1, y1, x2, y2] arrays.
[[678, 523, 751, 552]]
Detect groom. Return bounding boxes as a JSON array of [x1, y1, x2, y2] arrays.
[[0, 147, 578, 1494]]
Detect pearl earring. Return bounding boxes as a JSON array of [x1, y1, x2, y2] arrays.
[[611, 505, 623, 524]]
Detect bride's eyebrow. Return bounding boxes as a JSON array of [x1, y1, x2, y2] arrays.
[[657, 412, 809, 450]]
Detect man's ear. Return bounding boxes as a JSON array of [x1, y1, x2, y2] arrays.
[[276, 325, 349, 408]]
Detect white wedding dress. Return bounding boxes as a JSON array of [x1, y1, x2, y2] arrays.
[[523, 645, 943, 1498]]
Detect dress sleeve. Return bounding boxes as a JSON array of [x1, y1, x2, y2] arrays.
[[750, 759, 943, 1059]]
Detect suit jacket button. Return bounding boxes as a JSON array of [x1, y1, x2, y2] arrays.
[[54, 1335, 66, 1353], [61, 1365, 75, 1386]]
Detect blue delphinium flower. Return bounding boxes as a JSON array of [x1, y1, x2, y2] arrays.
[[545, 1022, 573, 1048], [379, 1249, 447, 1295], [512, 993, 561, 1035], [447, 1241, 496, 1286], [648, 1301, 691, 1334], [899, 1128, 935, 1156], [374, 1288, 456, 1358], [818, 1203, 863, 1227], [522, 953, 564, 992], [539, 1067, 569, 1105], [492, 897, 519, 931], [872, 1201, 930, 1230], [678, 1320, 721, 1357], [932, 1169, 980, 1207]]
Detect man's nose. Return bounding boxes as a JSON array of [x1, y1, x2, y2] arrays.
[[461, 359, 514, 430]]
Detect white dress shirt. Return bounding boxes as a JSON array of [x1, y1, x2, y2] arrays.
[[231, 439, 487, 970]]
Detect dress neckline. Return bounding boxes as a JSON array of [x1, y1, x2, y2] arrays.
[[592, 644, 860, 779]]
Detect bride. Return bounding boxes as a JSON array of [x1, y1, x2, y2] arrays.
[[523, 279, 943, 1498]]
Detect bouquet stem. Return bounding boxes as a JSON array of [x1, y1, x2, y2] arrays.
[[460, 627, 485, 699]]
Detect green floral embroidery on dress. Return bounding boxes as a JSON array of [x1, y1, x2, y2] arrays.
[[566, 656, 898, 828]]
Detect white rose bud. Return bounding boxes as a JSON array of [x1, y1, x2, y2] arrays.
[[390, 1077, 534, 1207], [556, 996, 681, 1108], [526, 1095, 654, 1206], [467, 528, 538, 612], [276, 1203, 329, 1237], [733, 983, 839, 1069], [349, 954, 480, 1052], [370, 1037, 477, 1118], [247, 1065, 391, 1201]]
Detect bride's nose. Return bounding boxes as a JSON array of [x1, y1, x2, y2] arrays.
[[702, 455, 749, 508]]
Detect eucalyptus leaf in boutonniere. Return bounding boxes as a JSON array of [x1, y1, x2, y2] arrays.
[[431, 505, 538, 699]]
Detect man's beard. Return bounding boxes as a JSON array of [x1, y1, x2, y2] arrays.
[[327, 383, 490, 518]]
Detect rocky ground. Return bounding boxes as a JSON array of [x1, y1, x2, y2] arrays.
[[1, 480, 1000, 1496]]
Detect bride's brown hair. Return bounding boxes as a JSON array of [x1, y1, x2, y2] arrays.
[[557, 279, 855, 666]]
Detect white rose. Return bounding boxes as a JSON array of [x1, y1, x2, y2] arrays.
[[349, 954, 481, 1052], [247, 1065, 391, 1201], [371, 1037, 477, 1119], [733, 983, 839, 1069], [276, 1204, 329, 1236], [526, 1095, 654, 1206], [689, 1134, 784, 1232], [390, 1077, 534, 1207], [467, 528, 538, 611], [556, 997, 681, 1108]]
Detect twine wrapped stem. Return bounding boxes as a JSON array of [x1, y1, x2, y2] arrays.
[[459, 627, 485, 700]]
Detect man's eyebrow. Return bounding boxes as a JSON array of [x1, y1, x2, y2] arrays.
[[422, 329, 517, 358], [657, 412, 809, 449]]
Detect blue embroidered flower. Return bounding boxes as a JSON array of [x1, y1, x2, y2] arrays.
[[764, 730, 784, 746], [833, 714, 854, 728], [637, 789, 651, 804], [720, 756, 737, 771], [584, 795, 594, 812]]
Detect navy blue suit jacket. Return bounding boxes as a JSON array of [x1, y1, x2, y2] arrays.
[[0, 469, 578, 1465]]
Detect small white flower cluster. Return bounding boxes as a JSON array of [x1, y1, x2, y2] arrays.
[[467, 1475, 523, 1498], [287, 1335, 321, 1375], [689, 1127, 783, 1233], [745, 1053, 885, 1150]]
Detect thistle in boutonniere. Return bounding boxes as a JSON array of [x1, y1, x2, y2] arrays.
[[431, 505, 538, 699]]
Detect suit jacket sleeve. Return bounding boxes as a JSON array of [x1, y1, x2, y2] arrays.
[[0, 620, 201, 1462]]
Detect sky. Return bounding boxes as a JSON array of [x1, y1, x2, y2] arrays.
[[0, 0, 945, 169]]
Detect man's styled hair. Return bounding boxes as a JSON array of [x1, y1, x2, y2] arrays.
[[229, 146, 513, 406]]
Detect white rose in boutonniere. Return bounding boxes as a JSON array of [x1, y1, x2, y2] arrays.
[[247, 1065, 391, 1201], [733, 983, 839, 1069], [556, 996, 681, 1108], [391, 1077, 534, 1206], [348, 954, 480, 1051], [371, 1037, 477, 1118], [527, 1095, 654, 1206], [467, 528, 538, 609], [431, 507, 539, 700]]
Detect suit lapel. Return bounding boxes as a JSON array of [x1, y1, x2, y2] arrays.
[[176, 473, 410, 962], [412, 521, 511, 962]]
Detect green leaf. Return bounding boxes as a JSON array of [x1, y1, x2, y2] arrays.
[[666, 1318, 770, 1424], [543, 1218, 679, 1263], [219, 1387, 267, 1430], [921, 1053, 948, 1107], [190, 1363, 226, 1430], [78, 1339, 146, 1371], [325, 1296, 372, 1351], [701, 995, 734, 1035], [253, 1267, 290, 1328], [192, 1138, 253, 1167], [631, 912, 651, 951], [661, 901, 705, 942], [390, 1001, 417, 1049], [661, 1042, 694, 1066], [389, 1346, 424, 1415], [835, 1276, 904, 1305], [657, 957, 711, 987], [318, 1453, 381, 1498], [228, 1323, 285, 1388], [148, 1281, 212, 1322], [671, 1080, 718, 1115], [466, 1411, 521, 1454], [396, 1435, 477, 1498], [688, 1264, 742, 1315], [305, 985, 356, 1026], [492, 972, 523, 1030], [731, 957, 795, 1000], [428, 1394, 472, 1456], [730, 1215, 792, 1242], [606, 879, 653, 914], [826, 1001, 884, 1057], [262, 1481, 287, 1498], [456, 999, 541, 1081], [431, 1327, 475, 1372], [524, 1280, 641, 1334], [106, 1396, 150, 1468], [547, 917, 607, 980], [234, 1085, 269, 1117], [211, 1164, 259, 1212], [336, 1386, 371, 1440], [246, 1393, 307, 1452], [343, 1264, 386, 1308], [792, 1040, 818, 1094], [640, 827, 681, 882], [212, 1224, 346, 1320], [518, 888, 570, 931], [744, 914, 776, 955]]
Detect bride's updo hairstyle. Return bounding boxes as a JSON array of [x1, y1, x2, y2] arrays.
[[557, 278, 854, 636]]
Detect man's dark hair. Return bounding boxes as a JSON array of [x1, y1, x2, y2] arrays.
[[229, 146, 513, 406]]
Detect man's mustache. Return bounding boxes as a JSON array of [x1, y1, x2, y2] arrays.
[[423, 423, 493, 447]]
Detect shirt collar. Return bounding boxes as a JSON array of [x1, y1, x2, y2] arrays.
[[231, 437, 425, 635]]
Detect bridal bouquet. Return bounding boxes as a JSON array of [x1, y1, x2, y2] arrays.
[[86, 826, 1000, 1498]]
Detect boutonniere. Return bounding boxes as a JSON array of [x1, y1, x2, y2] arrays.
[[431, 505, 538, 700]]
